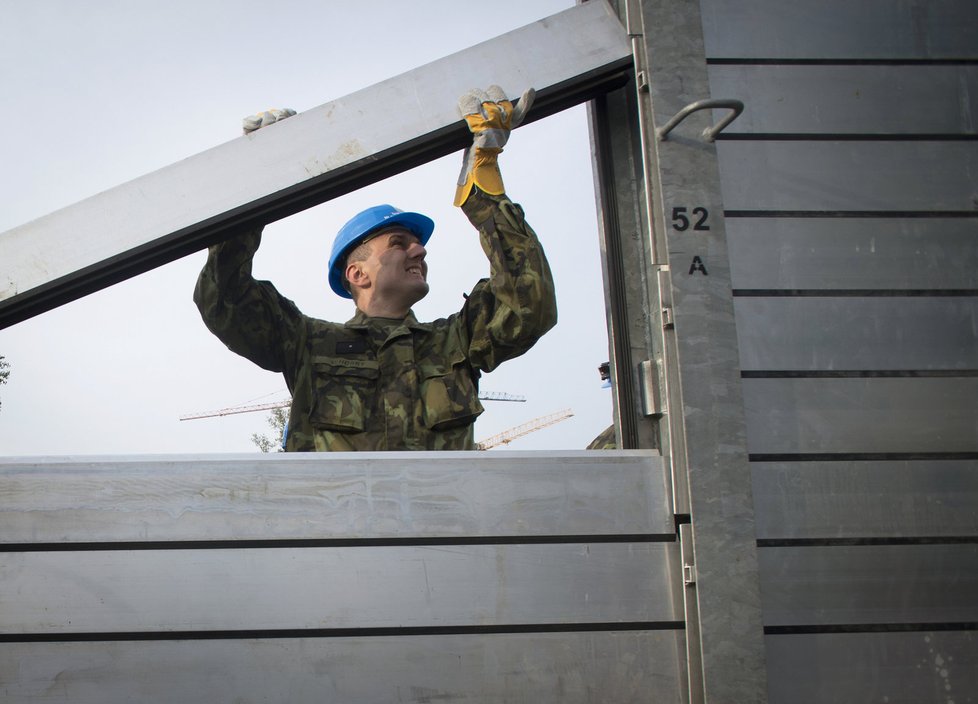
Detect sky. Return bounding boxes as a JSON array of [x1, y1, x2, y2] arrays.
[[0, 0, 615, 456]]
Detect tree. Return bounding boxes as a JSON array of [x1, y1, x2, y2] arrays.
[[251, 406, 289, 453], [0, 355, 9, 412]]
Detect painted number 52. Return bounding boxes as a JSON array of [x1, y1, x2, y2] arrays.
[[671, 206, 710, 231]]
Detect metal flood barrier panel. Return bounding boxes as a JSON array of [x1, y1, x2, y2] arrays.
[[699, 1, 978, 701], [0, 451, 688, 703], [3, 0, 977, 700]]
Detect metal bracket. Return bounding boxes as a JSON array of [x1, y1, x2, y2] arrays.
[[636, 70, 649, 92], [656, 99, 744, 142], [656, 266, 674, 330], [679, 523, 696, 586], [638, 359, 663, 417]]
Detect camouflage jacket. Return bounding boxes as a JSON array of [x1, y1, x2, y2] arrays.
[[194, 190, 557, 451]]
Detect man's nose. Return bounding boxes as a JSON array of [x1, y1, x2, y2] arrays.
[[408, 241, 427, 259]]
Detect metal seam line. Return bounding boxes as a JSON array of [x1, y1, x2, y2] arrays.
[[0, 534, 676, 553], [749, 452, 978, 462], [0, 621, 687, 644]]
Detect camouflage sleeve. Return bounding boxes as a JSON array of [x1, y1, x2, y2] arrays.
[[193, 227, 305, 377], [459, 188, 558, 372]]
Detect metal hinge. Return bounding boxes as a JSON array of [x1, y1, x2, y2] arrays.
[[657, 266, 674, 330], [624, 0, 648, 93], [680, 523, 696, 586], [661, 306, 674, 329]]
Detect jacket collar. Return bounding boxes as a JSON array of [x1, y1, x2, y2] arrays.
[[345, 308, 431, 333]]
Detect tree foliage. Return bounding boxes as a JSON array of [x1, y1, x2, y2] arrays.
[[0, 355, 9, 412], [251, 405, 289, 453]]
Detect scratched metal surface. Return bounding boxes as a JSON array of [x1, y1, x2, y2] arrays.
[[0, 450, 670, 543]]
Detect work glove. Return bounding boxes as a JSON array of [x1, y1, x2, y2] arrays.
[[242, 108, 296, 135], [453, 85, 534, 207]]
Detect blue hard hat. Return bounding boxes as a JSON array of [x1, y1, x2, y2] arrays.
[[328, 204, 435, 299]]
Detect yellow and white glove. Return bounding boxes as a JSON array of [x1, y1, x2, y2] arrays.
[[242, 108, 296, 135], [453, 85, 534, 207]]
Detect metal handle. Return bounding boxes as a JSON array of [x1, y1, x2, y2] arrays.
[[656, 99, 744, 142]]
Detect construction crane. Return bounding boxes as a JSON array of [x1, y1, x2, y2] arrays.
[[180, 391, 526, 421], [179, 399, 291, 421], [476, 409, 574, 450]]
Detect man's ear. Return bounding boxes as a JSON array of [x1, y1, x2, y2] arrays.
[[345, 262, 369, 292]]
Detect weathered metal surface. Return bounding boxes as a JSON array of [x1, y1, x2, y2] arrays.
[[718, 142, 978, 212], [709, 1, 978, 700], [765, 631, 978, 704], [734, 297, 978, 371], [759, 544, 978, 626], [0, 0, 631, 329], [701, 0, 978, 59], [1, 543, 680, 634], [743, 377, 978, 455], [0, 450, 671, 544], [0, 450, 685, 701], [709, 65, 978, 134], [752, 460, 978, 539], [0, 632, 687, 704], [726, 217, 978, 291]]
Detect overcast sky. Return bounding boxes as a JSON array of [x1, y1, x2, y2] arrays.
[[0, 0, 615, 456]]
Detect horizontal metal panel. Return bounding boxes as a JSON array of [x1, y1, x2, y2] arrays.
[[1, 543, 680, 634], [0, 0, 631, 328], [765, 631, 978, 704], [759, 544, 978, 626], [708, 65, 978, 134], [743, 378, 978, 454], [726, 217, 978, 290], [752, 460, 978, 539], [701, 0, 978, 59], [0, 450, 670, 544], [734, 297, 978, 371], [717, 141, 978, 212], [0, 631, 686, 704]]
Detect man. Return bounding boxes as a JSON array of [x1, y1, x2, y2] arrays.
[[194, 87, 557, 451]]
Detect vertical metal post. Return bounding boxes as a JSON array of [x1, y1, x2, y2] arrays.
[[589, 0, 769, 701], [586, 0, 665, 454], [588, 85, 656, 451], [635, 0, 768, 700]]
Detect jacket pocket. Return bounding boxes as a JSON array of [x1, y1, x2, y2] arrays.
[[310, 356, 379, 433], [418, 355, 484, 432]]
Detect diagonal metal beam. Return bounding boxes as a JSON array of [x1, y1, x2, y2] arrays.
[[0, 1, 631, 329]]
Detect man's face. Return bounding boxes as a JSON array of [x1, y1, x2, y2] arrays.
[[359, 228, 429, 307]]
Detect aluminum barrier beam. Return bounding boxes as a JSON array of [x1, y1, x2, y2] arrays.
[[0, 1, 631, 329], [0, 450, 683, 703]]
